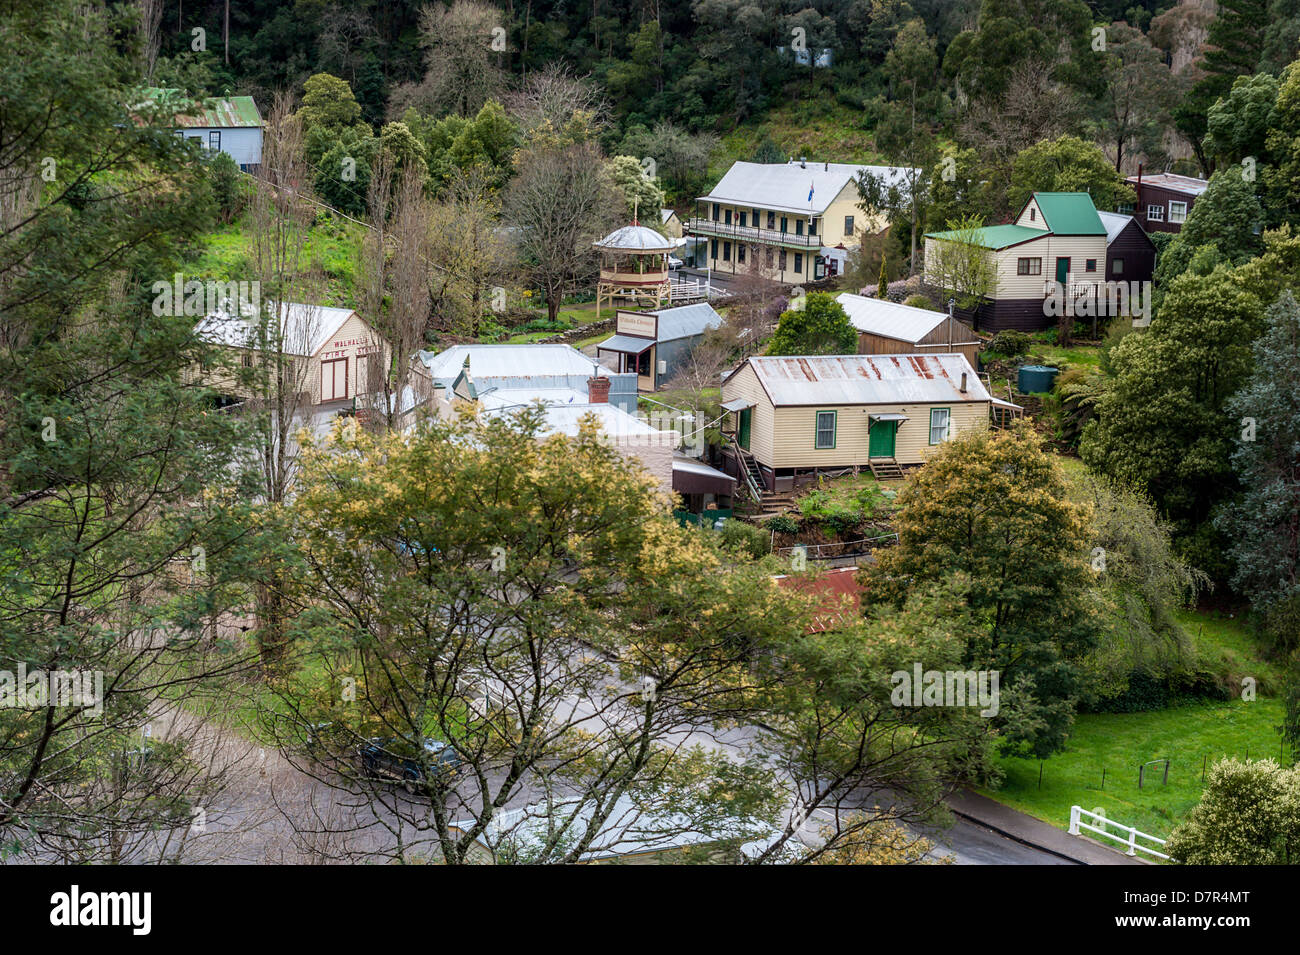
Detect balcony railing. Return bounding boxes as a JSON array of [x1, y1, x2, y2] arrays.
[[685, 217, 822, 249], [599, 268, 669, 285], [1043, 280, 1113, 299]]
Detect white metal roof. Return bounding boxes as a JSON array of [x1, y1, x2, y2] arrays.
[[653, 302, 723, 341], [734, 354, 991, 406], [419, 344, 600, 383], [478, 387, 588, 410], [1129, 172, 1209, 196], [699, 160, 916, 215], [593, 224, 676, 252], [195, 302, 360, 357], [1097, 211, 1136, 244], [836, 293, 953, 344]]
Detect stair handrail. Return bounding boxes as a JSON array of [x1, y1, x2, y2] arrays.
[[722, 434, 764, 504]]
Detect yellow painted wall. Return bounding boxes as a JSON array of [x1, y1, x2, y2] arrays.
[[722, 363, 991, 468], [699, 180, 887, 280]]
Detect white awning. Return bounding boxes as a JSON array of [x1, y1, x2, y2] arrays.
[[721, 398, 754, 413], [868, 412, 909, 422], [990, 397, 1023, 411]]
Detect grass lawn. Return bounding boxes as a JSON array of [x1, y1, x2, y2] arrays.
[[1030, 342, 1101, 370], [501, 303, 613, 344], [983, 697, 1286, 844], [983, 611, 1289, 844], [189, 217, 366, 307]]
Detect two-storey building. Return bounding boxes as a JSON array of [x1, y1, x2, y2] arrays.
[[923, 192, 1155, 332], [687, 159, 912, 285], [1122, 171, 1208, 234]]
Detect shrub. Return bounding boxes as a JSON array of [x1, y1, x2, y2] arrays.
[[985, 330, 1031, 358], [719, 519, 769, 559], [765, 514, 799, 535], [902, 293, 935, 310]]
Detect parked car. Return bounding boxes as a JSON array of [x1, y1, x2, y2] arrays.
[[667, 255, 683, 270], [358, 737, 462, 793]]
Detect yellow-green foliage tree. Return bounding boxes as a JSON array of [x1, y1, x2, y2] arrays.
[[861, 425, 1099, 758], [268, 409, 996, 863], [1166, 759, 1300, 865]]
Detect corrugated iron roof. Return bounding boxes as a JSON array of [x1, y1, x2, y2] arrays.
[[1127, 172, 1209, 196], [146, 88, 263, 128], [836, 293, 977, 344], [1097, 211, 1135, 244], [419, 344, 600, 384], [1030, 192, 1106, 235], [698, 160, 916, 215], [652, 302, 723, 342], [737, 354, 990, 406], [195, 303, 360, 357], [593, 224, 675, 252], [925, 223, 1047, 249]]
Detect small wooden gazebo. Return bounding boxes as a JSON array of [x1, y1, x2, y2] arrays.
[[593, 221, 675, 314]]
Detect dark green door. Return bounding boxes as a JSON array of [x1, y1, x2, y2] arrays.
[[738, 407, 752, 450], [1055, 257, 1069, 285], [868, 420, 897, 458]]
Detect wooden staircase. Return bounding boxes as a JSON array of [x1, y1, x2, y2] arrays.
[[753, 490, 796, 517], [727, 442, 797, 516], [869, 457, 904, 481], [740, 452, 765, 492]]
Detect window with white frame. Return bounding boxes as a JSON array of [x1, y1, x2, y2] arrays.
[[814, 411, 836, 449], [929, 407, 951, 445], [1168, 201, 1188, 224], [1146, 204, 1165, 222]]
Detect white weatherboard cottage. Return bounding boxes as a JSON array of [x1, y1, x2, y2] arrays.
[[147, 89, 264, 169], [721, 353, 1019, 489], [196, 303, 389, 406]]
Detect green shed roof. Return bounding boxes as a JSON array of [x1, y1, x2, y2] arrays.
[[924, 223, 1047, 249], [1028, 192, 1106, 235], [144, 88, 263, 128]]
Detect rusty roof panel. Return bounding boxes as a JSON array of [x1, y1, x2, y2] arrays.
[[744, 354, 989, 406], [146, 88, 263, 128]]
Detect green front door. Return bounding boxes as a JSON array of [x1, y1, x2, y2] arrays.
[[738, 407, 752, 450], [1055, 257, 1070, 285], [868, 420, 897, 458]]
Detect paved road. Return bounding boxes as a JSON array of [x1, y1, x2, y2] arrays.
[[931, 816, 1076, 865]]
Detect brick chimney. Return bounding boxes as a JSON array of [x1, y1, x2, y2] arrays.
[[587, 376, 610, 403]]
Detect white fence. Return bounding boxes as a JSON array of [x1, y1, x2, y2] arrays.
[[669, 277, 728, 302], [1068, 805, 1171, 861]]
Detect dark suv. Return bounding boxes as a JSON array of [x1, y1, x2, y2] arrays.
[[358, 737, 462, 793]]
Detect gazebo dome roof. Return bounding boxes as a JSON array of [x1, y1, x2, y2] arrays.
[[594, 224, 675, 253]]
